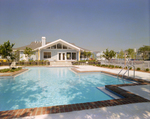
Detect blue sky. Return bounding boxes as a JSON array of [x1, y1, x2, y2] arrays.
[[0, 0, 149, 51]]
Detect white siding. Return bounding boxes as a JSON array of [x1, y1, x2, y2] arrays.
[[40, 49, 78, 61]]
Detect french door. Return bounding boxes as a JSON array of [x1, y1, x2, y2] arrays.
[[58, 52, 66, 61]]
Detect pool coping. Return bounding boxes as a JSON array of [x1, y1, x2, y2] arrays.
[[0, 69, 29, 78], [0, 68, 150, 118]]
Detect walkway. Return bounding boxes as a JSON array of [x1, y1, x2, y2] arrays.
[[17, 102, 150, 119], [74, 65, 150, 81]]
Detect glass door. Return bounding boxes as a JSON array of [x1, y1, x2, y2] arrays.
[[58, 53, 66, 61]]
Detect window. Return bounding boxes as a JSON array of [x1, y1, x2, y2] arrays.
[[57, 43, 62, 49], [44, 52, 51, 58], [63, 45, 67, 49], [67, 52, 71, 60], [72, 53, 76, 60], [51, 45, 56, 49]]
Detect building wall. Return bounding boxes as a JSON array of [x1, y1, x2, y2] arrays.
[[40, 49, 78, 61]]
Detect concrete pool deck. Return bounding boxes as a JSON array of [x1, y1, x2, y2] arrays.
[[73, 65, 150, 81], [0, 65, 150, 119], [17, 102, 150, 119]]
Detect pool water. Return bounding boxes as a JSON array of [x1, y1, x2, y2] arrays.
[[0, 67, 132, 111]]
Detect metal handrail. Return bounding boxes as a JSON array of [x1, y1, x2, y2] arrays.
[[118, 64, 135, 79], [117, 65, 125, 78], [122, 65, 130, 79]]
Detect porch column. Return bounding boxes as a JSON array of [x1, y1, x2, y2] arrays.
[[78, 50, 80, 61], [38, 49, 40, 61]]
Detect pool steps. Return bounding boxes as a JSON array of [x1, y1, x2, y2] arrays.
[[97, 87, 121, 99]]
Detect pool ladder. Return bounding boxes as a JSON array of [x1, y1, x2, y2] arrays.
[[117, 64, 135, 79]]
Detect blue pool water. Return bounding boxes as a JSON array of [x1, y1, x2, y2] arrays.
[[0, 67, 132, 111]]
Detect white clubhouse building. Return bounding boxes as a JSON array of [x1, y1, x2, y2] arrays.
[[13, 37, 90, 61]]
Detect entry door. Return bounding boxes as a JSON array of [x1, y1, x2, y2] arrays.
[[58, 53, 66, 61]]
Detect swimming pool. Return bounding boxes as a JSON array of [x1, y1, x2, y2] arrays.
[[0, 67, 132, 111]]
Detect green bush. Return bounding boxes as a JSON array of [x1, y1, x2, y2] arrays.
[[0, 69, 9, 73], [18, 67, 22, 70], [10, 69, 15, 72], [129, 67, 132, 70], [119, 66, 122, 68], [145, 68, 149, 72], [78, 60, 86, 63], [111, 65, 114, 68], [137, 67, 141, 71], [115, 66, 120, 68], [0, 67, 22, 73], [101, 64, 105, 67]]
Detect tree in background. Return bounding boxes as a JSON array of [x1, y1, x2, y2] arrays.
[[83, 51, 87, 59], [92, 53, 96, 60], [23, 47, 34, 61], [83, 51, 92, 60], [103, 49, 116, 60], [138, 45, 150, 60], [14, 49, 20, 61], [126, 48, 136, 59], [87, 51, 92, 59], [117, 50, 124, 59], [0, 40, 16, 61]]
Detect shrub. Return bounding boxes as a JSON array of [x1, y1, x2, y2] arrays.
[[101, 64, 105, 67], [108, 65, 111, 68], [129, 67, 132, 70], [145, 68, 149, 72], [119, 66, 122, 68], [0, 69, 9, 73], [18, 67, 22, 70], [10, 69, 15, 72], [111, 65, 114, 68], [137, 67, 141, 71], [78, 60, 86, 63]]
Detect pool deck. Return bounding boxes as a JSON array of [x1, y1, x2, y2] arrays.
[[0, 65, 150, 119]]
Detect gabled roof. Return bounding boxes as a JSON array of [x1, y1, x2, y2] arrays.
[[35, 39, 83, 51], [13, 39, 90, 52]]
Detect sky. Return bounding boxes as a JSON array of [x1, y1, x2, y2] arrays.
[[0, 0, 149, 52]]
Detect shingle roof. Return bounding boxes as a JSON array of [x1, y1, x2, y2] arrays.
[[13, 42, 50, 50], [13, 41, 90, 52]]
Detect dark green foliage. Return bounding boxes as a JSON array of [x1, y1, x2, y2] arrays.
[[0, 41, 16, 61], [137, 67, 141, 71], [0, 67, 22, 73], [145, 68, 149, 71], [103, 49, 116, 60], [129, 67, 132, 70], [111, 65, 114, 68], [138, 46, 150, 60]]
